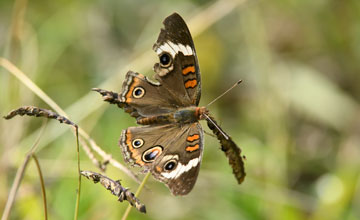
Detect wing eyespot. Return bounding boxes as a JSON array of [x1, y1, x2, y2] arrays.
[[164, 160, 177, 171], [142, 146, 163, 162], [159, 52, 172, 68], [132, 87, 145, 98], [132, 138, 144, 148]]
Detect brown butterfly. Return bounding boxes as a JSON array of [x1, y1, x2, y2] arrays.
[[94, 13, 245, 196]]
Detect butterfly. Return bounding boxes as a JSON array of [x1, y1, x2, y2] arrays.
[[94, 13, 245, 196]]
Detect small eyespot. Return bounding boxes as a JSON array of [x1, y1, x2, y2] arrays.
[[142, 146, 163, 163], [132, 138, 144, 148], [132, 87, 145, 98], [164, 160, 177, 171], [159, 53, 172, 67]]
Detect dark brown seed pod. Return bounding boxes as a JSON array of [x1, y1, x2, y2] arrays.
[[3, 106, 77, 127], [205, 114, 246, 184], [81, 170, 146, 213]]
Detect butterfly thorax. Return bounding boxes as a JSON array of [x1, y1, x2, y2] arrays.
[[137, 106, 208, 125]]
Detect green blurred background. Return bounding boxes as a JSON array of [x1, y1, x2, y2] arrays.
[[1, 0, 360, 219]]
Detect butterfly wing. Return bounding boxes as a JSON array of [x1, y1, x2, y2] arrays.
[[153, 13, 201, 106], [119, 122, 204, 195], [118, 70, 182, 118]]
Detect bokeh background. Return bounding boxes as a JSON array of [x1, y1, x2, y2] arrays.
[[1, 0, 360, 219]]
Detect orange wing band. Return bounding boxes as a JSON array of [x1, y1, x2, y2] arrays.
[[187, 134, 200, 142], [126, 130, 145, 166], [185, 79, 197, 88], [186, 144, 200, 152], [182, 66, 195, 75]]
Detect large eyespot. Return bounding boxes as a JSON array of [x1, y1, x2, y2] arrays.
[[159, 52, 172, 67], [132, 87, 145, 98], [132, 138, 144, 148], [142, 146, 163, 163], [164, 160, 177, 171]]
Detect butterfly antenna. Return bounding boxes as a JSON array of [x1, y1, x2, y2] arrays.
[[206, 80, 242, 107], [202, 113, 229, 140]]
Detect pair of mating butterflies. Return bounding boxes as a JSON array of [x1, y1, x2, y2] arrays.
[[95, 13, 245, 195]]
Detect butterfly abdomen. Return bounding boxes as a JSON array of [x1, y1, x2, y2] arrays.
[[136, 107, 207, 125], [137, 115, 170, 125]]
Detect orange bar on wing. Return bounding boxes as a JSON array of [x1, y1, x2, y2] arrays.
[[186, 144, 199, 152], [182, 66, 195, 75], [185, 79, 197, 88], [155, 166, 162, 172], [187, 134, 200, 142]]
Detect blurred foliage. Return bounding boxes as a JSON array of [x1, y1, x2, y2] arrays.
[[1, 0, 360, 219]]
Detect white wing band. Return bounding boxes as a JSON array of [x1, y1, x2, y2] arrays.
[[161, 157, 199, 179], [156, 41, 193, 57]]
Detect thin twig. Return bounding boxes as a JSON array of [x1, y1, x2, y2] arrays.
[[121, 172, 151, 220], [32, 154, 48, 220], [1, 120, 47, 220]]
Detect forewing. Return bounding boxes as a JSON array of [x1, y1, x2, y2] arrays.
[[119, 71, 182, 118], [153, 13, 201, 106]]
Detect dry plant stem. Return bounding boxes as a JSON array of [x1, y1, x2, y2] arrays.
[[74, 126, 81, 220], [4, 0, 28, 61], [0, 58, 139, 183], [188, 0, 247, 37], [1, 120, 46, 220], [78, 138, 107, 171], [31, 154, 48, 220], [3, 106, 82, 220], [121, 172, 151, 220], [81, 171, 146, 213]]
